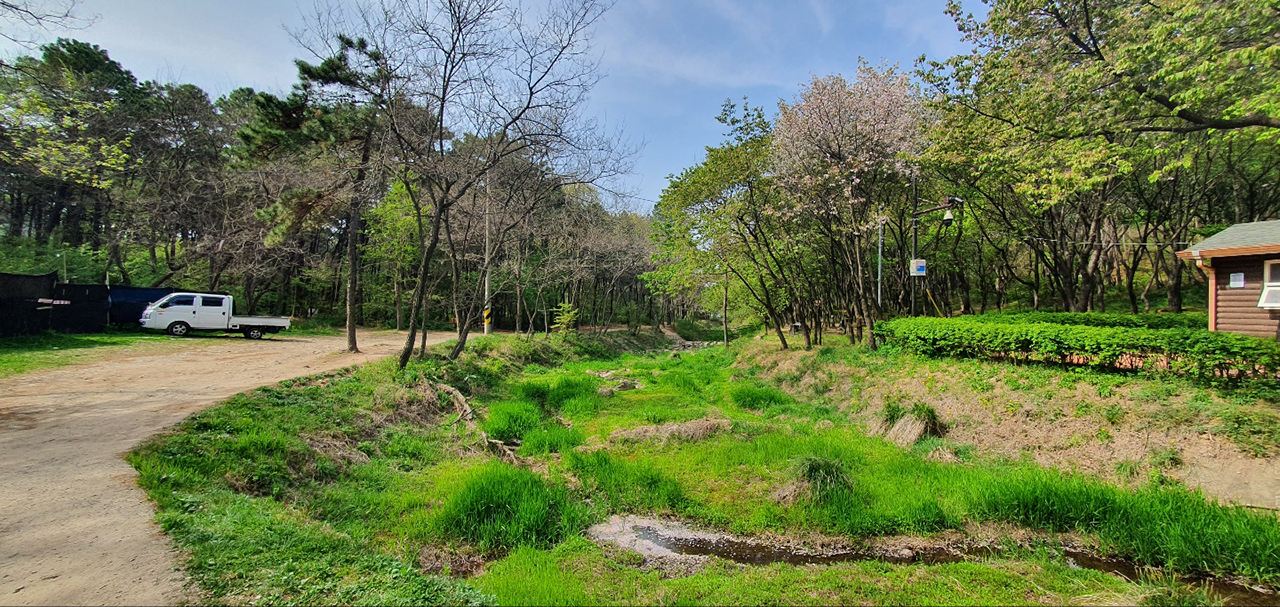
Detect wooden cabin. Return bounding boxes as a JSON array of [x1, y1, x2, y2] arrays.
[[1177, 220, 1280, 339]]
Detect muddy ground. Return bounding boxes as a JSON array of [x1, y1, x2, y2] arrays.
[[0, 330, 453, 606]]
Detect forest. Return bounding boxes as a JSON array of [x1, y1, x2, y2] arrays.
[[2, 0, 1277, 357]]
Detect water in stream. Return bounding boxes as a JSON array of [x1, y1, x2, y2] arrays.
[[629, 524, 1276, 606]]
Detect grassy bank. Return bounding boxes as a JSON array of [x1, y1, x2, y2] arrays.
[[130, 330, 1278, 605], [0, 331, 172, 378]]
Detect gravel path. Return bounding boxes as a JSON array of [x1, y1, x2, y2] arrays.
[[0, 330, 452, 606]]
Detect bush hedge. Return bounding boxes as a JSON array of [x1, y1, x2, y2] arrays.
[[875, 316, 1280, 383], [965, 311, 1208, 330]]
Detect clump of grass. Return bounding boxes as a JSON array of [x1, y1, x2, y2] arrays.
[[910, 402, 943, 435], [1115, 459, 1142, 480], [566, 451, 686, 513], [510, 381, 552, 404], [1103, 404, 1126, 425], [1137, 569, 1223, 606], [792, 455, 851, 495], [1149, 446, 1183, 470], [518, 426, 585, 456], [431, 462, 587, 553], [548, 376, 599, 408], [881, 402, 906, 426], [975, 467, 1280, 580], [1214, 409, 1280, 456], [729, 384, 793, 415], [560, 395, 602, 419], [482, 400, 542, 442]]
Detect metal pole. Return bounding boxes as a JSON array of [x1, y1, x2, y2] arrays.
[[876, 221, 883, 307], [911, 176, 918, 316], [483, 184, 492, 335]]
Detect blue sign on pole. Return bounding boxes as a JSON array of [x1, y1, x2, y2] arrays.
[[910, 259, 927, 277]]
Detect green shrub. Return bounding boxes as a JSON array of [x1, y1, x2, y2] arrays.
[[673, 318, 732, 342], [968, 311, 1209, 330], [431, 462, 587, 552], [566, 451, 686, 513], [875, 316, 1280, 385], [482, 400, 543, 442]]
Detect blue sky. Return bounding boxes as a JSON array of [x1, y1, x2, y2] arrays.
[[3, 0, 971, 212]]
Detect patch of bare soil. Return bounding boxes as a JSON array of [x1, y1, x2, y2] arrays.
[[0, 329, 454, 606], [609, 417, 732, 444], [850, 370, 1280, 510], [417, 544, 485, 578]]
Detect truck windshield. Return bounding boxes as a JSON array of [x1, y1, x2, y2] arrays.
[[161, 295, 196, 308]]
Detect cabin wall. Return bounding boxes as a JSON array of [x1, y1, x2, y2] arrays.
[[1213, 255, 1280, 339]]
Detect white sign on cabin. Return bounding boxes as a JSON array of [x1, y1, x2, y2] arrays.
[[909, 259, 927, 277], [1229, 273, 1245, 288]]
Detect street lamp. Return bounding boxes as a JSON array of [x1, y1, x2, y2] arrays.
[[910, 196, 963, 316]]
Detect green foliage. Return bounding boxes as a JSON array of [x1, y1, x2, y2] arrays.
[[566, 451, 687, 513], [881, 402, 907, 426], [673, 318, 732, 342], [482, 400, 543, 443], [791, 456, 851, 495], [517, 426, 585, 456], [551, 302, 579, 333], [728, 384, 793, 412], [431, 462, 587, 553], [1149, 446, 1184, 470], [969, 312, 1209, 330], [1214, 410, 1280, 456], [876, 316, 1280, 385], [1103, 404, 1126, 425], [1138, 570, 1224, 607], [911, 402, 943, 435]]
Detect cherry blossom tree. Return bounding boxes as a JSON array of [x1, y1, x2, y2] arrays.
[[771, 63, 925, 343]]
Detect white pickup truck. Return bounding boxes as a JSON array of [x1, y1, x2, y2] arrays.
[[140, 292, 290, 339]]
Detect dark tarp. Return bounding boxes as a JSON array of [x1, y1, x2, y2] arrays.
[[0, 271, 56, 299], [51, 284, 110, 333], [0, 272, 56, 337], [108, 286, 175, 326], [0, 299, 52, 337]]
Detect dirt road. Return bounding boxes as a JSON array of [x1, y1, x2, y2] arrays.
[[0, 330, 453, 606]]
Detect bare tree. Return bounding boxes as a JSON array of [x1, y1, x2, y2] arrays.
[[306, 0, 628, 366]]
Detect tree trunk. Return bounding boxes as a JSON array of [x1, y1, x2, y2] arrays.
[[346, 203, 361, 353], [721, 275, 729, 347]]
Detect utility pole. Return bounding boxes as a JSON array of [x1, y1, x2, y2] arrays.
[[877, 219, 883, 307], [911, 176, 918, 316], [483, 183, 492, 335]]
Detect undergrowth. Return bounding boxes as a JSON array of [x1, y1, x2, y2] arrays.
[[129, 329, 1280, 606]]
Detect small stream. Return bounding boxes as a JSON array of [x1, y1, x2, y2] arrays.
[[608, 521, 1276, 606]]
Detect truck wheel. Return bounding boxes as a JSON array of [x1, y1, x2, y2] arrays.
[[167, 322, 191, 337], [244, 327, 264, 340]]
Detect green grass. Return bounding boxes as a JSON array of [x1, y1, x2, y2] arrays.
[[0, 331, 169, 378], [482, 399, 543, 442], [432, 462, 588, 553], [129, 331, 1280, 606], [566, 450, 687, 513], [473, 535, 1134, 606]]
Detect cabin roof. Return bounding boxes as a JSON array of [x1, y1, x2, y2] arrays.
[[1177, 220, 1280, 260]]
